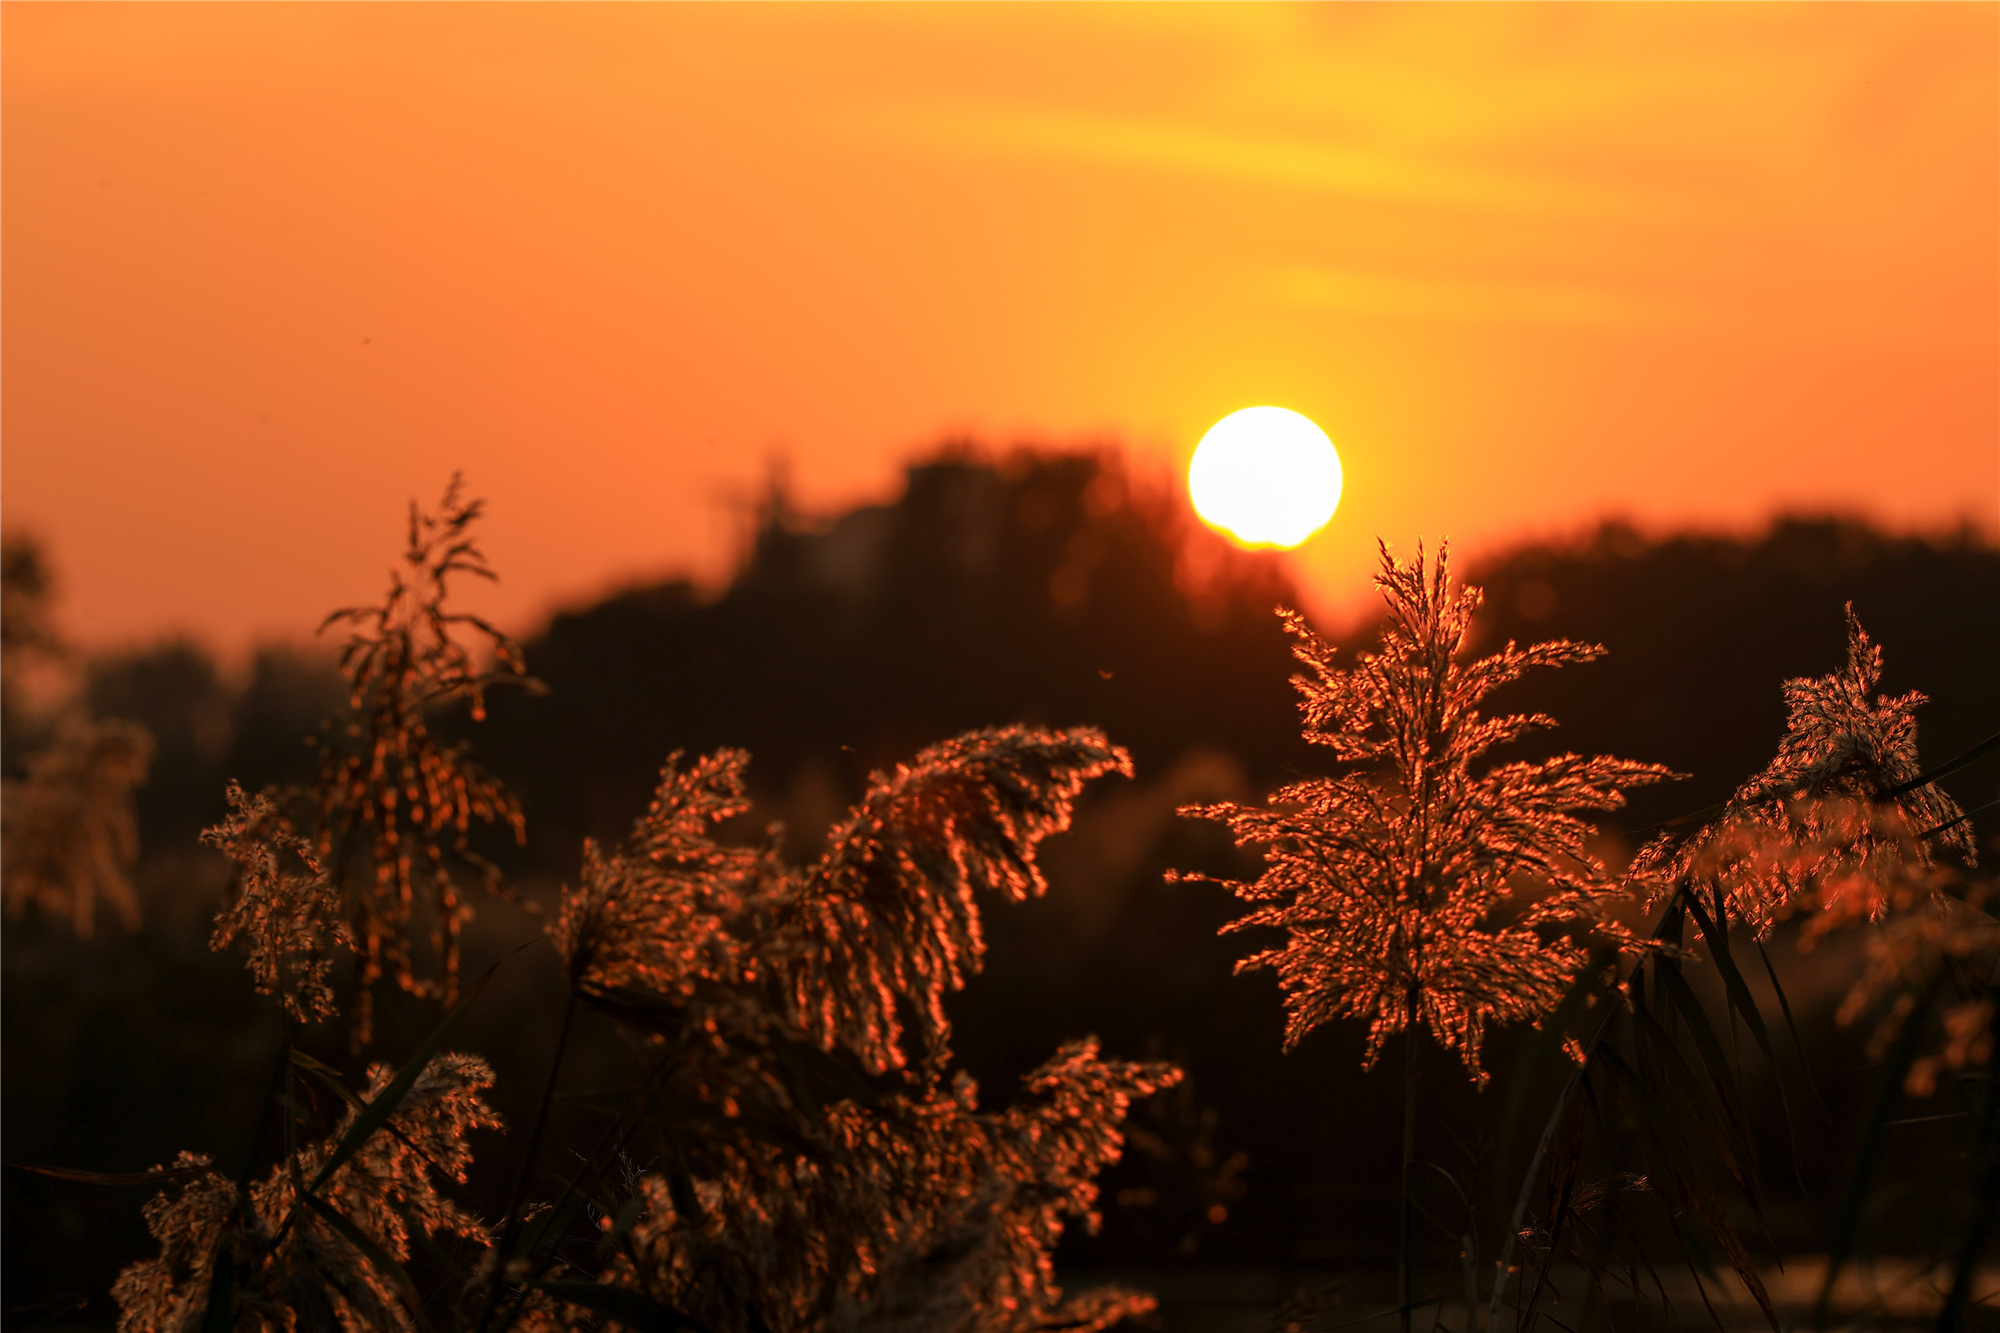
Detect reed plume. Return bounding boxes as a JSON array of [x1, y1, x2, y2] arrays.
[[1634, 605, 1973, 936], [1179, 541, 1672, 1083], [521, 727, 1175, 1333], [311, 474, 531, 1041], [516, 1042, 1173, 1333], [1, 715, 154, 937], [205, 781, 353, 1023], [113, 1053, 502, 1333]]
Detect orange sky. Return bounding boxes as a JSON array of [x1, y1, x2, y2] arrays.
[[4, 3, 1995, 652]]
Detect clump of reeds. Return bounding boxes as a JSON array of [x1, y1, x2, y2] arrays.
[[18, 481, 1991, 1332], [1179, 545, 1994, 1333], [98, 480, 1177, 1333], [1177, 541, 1671, 1333]]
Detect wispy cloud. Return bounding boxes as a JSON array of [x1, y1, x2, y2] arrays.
[[1269, 265, 1682, 331], [883, 106, 1657, 220]]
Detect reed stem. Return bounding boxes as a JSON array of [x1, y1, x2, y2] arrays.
[[478, 988, 579, 1333], [1401, 997, 1421, 1333]]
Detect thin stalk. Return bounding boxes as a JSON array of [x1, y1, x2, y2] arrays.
[[238, 1020, 296, 1188], [1461, 1232, 1478, 1333], [489, 1117, 636, 1333], [204, 1019, 298, 1327], [1401, 994, 1421, 1333], [1938, 1006, 2000, 1333], [477, 989, 579, 1333], [1487, 889, 1697, 1333], [1485, 1040, 1597, 1333]]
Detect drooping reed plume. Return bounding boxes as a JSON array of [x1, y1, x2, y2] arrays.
[[204, 782, 352, 1023], [517, 729, 1177, 1333], [1632, 605, 1974, 935]]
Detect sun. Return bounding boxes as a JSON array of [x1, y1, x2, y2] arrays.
[[1188, 407, 1343, 548]]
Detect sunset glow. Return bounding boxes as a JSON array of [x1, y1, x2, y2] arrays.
[[1189, 407, 1343, 549], [1, 4, 1994, 646]]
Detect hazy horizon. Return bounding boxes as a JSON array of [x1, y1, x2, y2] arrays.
[[9, 443, 1996, 663]]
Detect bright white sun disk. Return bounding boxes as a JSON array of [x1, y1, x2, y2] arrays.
[[1188, 407, 1343, 548]]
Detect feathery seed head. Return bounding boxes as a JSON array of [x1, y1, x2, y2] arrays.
[[1, 716, 154, 937], [532, 726, 1166, 1333], [311, 475, 532, 1043], [113, 1054, 502, 1333], [205, 782, 353, 1022], [1632, 606, 1973, 938], [1180, 541, 1673, 1084], [553, 726, 1132, 1075]]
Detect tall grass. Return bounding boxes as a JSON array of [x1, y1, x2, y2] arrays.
[[1180, 543, 1995, 1332], [9, 483, 1173, 1333], [3, 484, 1993, 1331]]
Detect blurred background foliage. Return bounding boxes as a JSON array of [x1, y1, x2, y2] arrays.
[[5, 448, 1997, 1327]]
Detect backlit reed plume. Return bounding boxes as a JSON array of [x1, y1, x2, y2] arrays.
[[1636, 608, 1986, 1103], [1633, 606, 1973, 937], [558, 726, 1137, 1073], [528, 726, 1176, 1333], [0, 536, 158, 936], [1179, 542, 1672, 1084], [312, 473, 531, 1041], [1832, 856, 1997, 1099], [1, 715, 154, 937], [205, 781, 353, 1023], [550, 746, 768, 1006], [519, 1042, 1174, 1333], [113, 1053, 502, 1333]]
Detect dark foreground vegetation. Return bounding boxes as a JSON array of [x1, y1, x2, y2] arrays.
[[4, 448, 1996, 1331]]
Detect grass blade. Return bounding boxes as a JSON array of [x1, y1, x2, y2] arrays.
[[291, 1051, 367, 1113], [1879, 728, 2000, 797], [1754, 938, 1826, 1118], [1, 1157, 213, 1187], [1595, 1044, 1780, 1331], [1628, 996, 1769, 1239], [1681, 889, 1780, 1071], [1815, 976, 1938, 1326], [299, 1193, 439, 1333], [309, 949, 513, 1195], [1651, 963, 1764, 1198]]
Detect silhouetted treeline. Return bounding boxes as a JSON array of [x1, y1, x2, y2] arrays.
[[479, 451, 1310, 869], [1468, 518, 1999, 831]]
